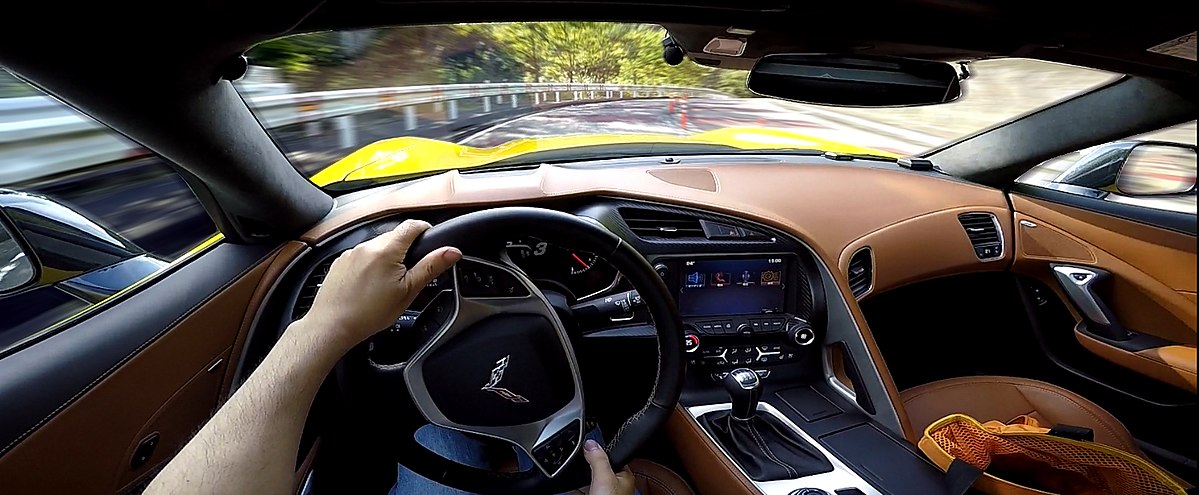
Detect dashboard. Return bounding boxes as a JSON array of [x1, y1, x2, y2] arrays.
[[271, 197, 830, 385], [218, 157, 1017, 495]]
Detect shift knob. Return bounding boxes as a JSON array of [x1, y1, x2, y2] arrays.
[[723, 368, 762, 420]]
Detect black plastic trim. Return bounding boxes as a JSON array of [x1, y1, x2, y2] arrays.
[[1012, 182, 1196, 236], [0, 242, 273, 456], [929, 76, 1197, 187], [1078, 323, 1172, 353]]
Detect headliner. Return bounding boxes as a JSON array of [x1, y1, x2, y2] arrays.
[[0, 0, 1195, 80]]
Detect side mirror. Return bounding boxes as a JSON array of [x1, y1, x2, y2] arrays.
[[1115, 143, 1197, 196], [747, 54, 963, 107], [0, 213, 37, 294]]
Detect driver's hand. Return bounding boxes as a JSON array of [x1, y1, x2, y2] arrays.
[[302, 220, 461, 350], [583, 439, 636, 495]]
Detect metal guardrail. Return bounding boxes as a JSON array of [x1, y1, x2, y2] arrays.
[[0, 82, 725, 184]]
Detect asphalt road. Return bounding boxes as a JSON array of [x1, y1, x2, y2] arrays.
[[459, 97, 938, 156], [16, 96, 939, 259]]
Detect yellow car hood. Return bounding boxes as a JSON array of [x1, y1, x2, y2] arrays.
[[310, 127, 894, 187]]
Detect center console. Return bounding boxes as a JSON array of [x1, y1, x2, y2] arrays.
[[636, 220, 953, 495], [654, 255, 819, 379], [570, 199, 953, 495]]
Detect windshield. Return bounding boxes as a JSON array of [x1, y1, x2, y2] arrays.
[[236, 23, 1118, 189]]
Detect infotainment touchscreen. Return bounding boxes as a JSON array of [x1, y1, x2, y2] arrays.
[[677, 257, 786, 317]]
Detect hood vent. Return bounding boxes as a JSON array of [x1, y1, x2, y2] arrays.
[[619, 208, 706, 240], [847, 248, 873, 299], [958, 212, 1003, 261], [292, 257, 336, 321]]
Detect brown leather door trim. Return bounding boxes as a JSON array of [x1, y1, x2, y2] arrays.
[[1076, 329, 1198, 393], [0, 249, 284, 494], [1011, 196, 1196, 345], [220, 240, 308, 398], [666, 405, 761, 495]]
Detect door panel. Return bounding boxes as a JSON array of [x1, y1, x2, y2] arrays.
[[1011, 193, 1197, 393], [0, 242, 286, 494]]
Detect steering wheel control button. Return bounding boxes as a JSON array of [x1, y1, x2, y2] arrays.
[[455, 259, 530, 298], [684, 334, 700, 353], [531, 419, 582, 472]]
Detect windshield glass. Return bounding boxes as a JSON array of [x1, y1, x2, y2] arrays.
[[236, 23, 1118, 189]]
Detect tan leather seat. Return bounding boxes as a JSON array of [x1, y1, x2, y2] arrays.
[[900, 375, 1141, 455], [568, 459, 694, 495], [628, 459, 695, 495]]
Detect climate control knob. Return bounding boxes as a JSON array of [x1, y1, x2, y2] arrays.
[[786, 317, 816, 346]]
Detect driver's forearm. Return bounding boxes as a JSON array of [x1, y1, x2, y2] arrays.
[[145, 318, 344, 495]]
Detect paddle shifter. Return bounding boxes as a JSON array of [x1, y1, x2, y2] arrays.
[[723, 368, 763, 420]]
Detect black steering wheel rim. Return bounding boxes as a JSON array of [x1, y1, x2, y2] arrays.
[[337, 207, 685, 495]]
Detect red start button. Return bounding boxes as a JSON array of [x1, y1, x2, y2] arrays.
[[684, 334, 700, 353]]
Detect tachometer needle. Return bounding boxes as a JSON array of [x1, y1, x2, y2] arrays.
[[570, 253, 590, 269]]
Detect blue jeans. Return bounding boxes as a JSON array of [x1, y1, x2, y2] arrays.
[[390, 425, 638, 495]]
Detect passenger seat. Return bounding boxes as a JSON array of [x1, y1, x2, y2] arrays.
[[901, 375, 1141, 453]]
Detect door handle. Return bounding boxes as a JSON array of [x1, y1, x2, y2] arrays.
[[1051, 264, 1129, 341]]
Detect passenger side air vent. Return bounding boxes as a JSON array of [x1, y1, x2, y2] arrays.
[[619, 208, 706, 240], [291, 257, 336, 321], [958, 212, 1003, 261], [847, 248, 873, 299]]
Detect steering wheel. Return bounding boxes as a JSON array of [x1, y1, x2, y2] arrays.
[[337, 207, 685, 494]]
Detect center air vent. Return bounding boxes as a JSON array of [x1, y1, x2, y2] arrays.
[[292, 257, 336, 321], [618, 208, 772, 241], [847, 248, 873, 299], [619, 208, 705, 240], [958, 212, 1003, 261]]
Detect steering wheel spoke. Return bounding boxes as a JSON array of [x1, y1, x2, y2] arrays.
[[403, 256, 586, 478]]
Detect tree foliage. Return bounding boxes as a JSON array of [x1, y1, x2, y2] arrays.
[[250, 23, 750, 96]]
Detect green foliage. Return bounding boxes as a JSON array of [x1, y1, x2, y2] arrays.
[[439, 41, 522, 83], [247, 32, 347, 72], [249, 23, 751, 95]]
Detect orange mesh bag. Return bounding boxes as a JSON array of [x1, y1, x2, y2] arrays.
[[917, 414, 1187, 495]]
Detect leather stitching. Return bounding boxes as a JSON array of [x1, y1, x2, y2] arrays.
[[638, 471, 681, 495], [606, 239, 663, 453], [0, 260, 270, 456], [681, 410, 759, 494], [903, 378, 1128, 449], [747, 422, 797, 479]]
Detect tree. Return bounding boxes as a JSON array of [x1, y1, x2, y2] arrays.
[[247, 22, 753, 95]]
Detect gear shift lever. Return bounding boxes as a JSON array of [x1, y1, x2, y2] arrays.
[[723, 368, 762, 420], [704, 368, 833, 482]]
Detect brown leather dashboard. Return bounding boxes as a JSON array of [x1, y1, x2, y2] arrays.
[[306, 161, 1013, 442]]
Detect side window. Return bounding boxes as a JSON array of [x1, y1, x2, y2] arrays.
[[1017, 121, 1197, 215], [0, 68, 217, 352]]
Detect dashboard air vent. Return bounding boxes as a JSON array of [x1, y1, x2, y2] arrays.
[[291, 257, 336, 321], [619, 208, 706, 240], [958, 212, 1003, 261], [847, 248, 873, 299]]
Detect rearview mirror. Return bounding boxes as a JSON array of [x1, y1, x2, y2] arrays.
[[1115, 143, 1197, 196], [747, 54, 963, 107], [0, 215, 36, 294]]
